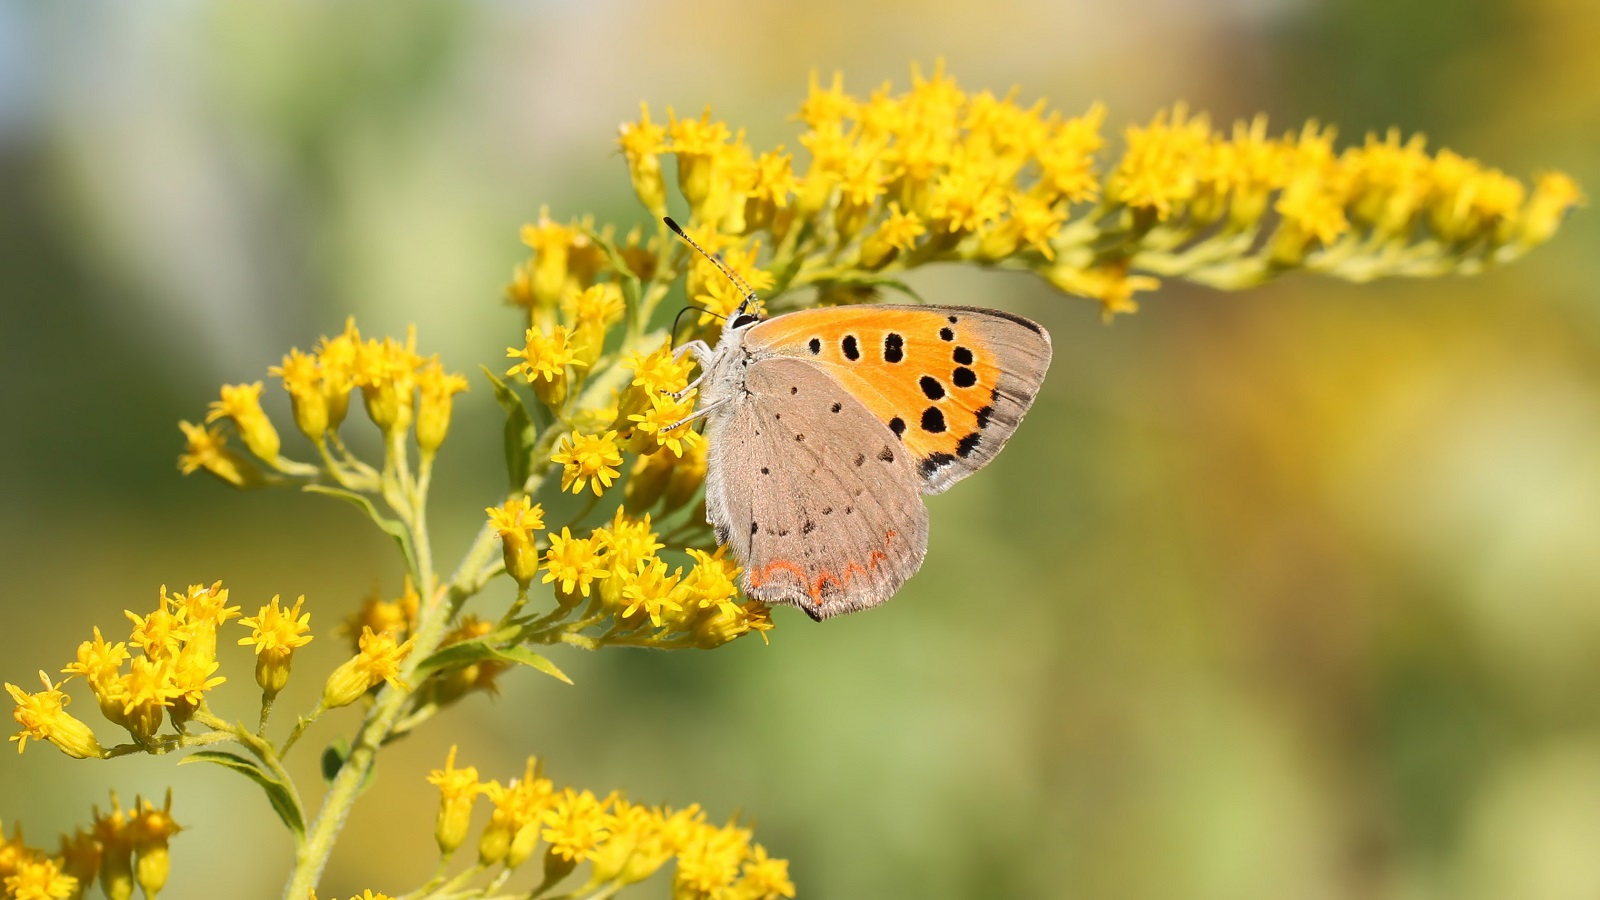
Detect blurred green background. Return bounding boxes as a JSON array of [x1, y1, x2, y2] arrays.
[[2, 1, 1596, 898]]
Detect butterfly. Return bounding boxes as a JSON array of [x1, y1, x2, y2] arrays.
[[666, 219, 1053, 620]]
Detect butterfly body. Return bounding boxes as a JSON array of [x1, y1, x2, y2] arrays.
[[685, 303, 1051, 621]]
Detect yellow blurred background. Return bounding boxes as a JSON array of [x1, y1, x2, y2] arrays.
[[2, 1, 1596, 898]]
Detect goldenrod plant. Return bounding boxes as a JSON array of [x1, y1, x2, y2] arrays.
[[5, 64, 1578, 900]]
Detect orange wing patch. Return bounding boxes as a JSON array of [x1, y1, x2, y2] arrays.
[[746, 307, 1007, 471]]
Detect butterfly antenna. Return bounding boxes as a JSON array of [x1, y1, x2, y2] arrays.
[[664, 216, 761, 318], [669, 305, 725, 347]]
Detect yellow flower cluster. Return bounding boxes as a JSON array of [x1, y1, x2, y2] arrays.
[[0, 791, 180, 900], [426, 747, 794, 899], [596, 62, 1582, 321], [181, 319, 468, 491], [6, 583, 244, 754], [492, 503, 773, 650]]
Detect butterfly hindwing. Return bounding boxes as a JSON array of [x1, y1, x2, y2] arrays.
[[702, 356, 929, 619], [745, 304, 1052, 494]]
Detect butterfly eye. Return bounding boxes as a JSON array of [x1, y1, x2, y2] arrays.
[[731, 313, 760, 329]]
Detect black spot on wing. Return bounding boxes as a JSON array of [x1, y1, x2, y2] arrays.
[[830, 402, 842, 413], [808, 338, 821, 354], [953, 346, 973, 365], [883, 333, 904, 362], [919, 376, 945, 400], [802, 521, 815, 535], [957, 432, 981, 458], [976, 405, 994, 429], [921, 406, 947, 433], [952, 367, 977, 388], [854, 452, 866, 467], [939, 327, 954, 341], [919, 452, 955, 478], [878, 446, 895, 463], [889, 417, 906, 438], [841, 335, 860, 360]]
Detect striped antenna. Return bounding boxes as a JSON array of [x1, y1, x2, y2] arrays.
[[663, 217, 760, 318]]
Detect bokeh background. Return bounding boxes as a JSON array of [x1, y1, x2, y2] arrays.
[[2, 1, 1597, 898]]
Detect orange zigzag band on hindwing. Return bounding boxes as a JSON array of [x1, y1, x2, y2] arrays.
[[748, 530, 898, 606]]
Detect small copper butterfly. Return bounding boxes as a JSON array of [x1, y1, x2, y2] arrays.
[[666, 219, 1052, 620]]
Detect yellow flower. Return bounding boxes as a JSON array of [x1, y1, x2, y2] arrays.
[[479, 757, 554, 869], [541, 788, 610, 864], [618, 341, 697, 423], [692, 600, 774, 649], [520, 207, 580, 314], [130, 791, 180, 898], [551, 430, 623, 496], [61, 627, 129, 699], [92, 794, 135, 900], [487, 496, 545, 586], [315, 319, 360, 430], [795, 70, 859, 130], [206, 381, 281, 463], [415, 358, 469, 457], [860, 202, 926, 269], [6, 672, 104, 759], [594, 508, 664, 609], [351, 331, 422, 435], [562, 283, 624, 368], [3, 854, 78, 900], [541, 527, 609, 605], [734, 844, 796, 900], [674, 820, 751, 899], [668, 106, 734, 218], [618, 557, 685, 629], [321, 627, 415, 709], [124, 591, 190, 661], [506, 325, 586, 409], [108, 656, 173, 743], [427, 746, 483, 857], [163, 645, 224, 724], [619, 103, 669, 217], [238, 594, 313, 696], [1518, 171, 1584, 247], [338, 580, 417, 651], [682, 547, 742, 614], [627, 392, 704, 458], [1106, 104, 1211, 220], [177, 420, 263, 489], [270, 347, 329, 442], [169, 581, 238, 667], [1035, 102, 1106, 205], [1045, 262, 1161, 321]]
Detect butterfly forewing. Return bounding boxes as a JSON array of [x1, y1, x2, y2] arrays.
[[703, 357, 929, 619], [745, 305, 1052, 494]]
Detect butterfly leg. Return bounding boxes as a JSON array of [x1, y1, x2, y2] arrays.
[[665, 397, 731, 431], [669, 340, 714, 399]]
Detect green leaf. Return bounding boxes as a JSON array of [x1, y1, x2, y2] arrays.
[[179, 751, 305, 839], [301, 485, 418, 576], [319, 739, 378, 795], [495, 645, 574, 685], [320, 739, 348, 783], [482, 366, 536, 489], [415, 637, 573, 685]]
